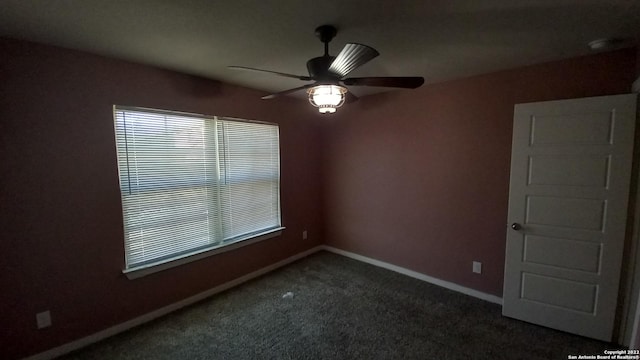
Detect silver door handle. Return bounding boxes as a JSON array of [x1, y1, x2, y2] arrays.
[[511, 223, 522, 230]]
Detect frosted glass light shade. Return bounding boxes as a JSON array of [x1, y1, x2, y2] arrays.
[[307, 85, 347, 114]]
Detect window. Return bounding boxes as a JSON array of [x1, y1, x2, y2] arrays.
[[113, 106, 282, 273]]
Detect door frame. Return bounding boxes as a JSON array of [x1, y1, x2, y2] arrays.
[[620, 95, 640, 347]]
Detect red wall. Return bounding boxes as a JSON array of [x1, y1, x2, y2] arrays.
[[322, 48, 637, 297], [0, 38, 324, 360]]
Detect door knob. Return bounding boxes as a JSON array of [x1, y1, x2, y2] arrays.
[[511, 223, 522, 230]]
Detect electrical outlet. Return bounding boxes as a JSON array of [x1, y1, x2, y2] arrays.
[[302, 230, 308, 240], [36, 310, 52, 329], [472, 261, 482, 274]]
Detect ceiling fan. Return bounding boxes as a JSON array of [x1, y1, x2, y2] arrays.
[[229, 25, 425, 114]]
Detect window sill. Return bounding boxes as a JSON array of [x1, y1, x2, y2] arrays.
[[123, 227, 285, 279]]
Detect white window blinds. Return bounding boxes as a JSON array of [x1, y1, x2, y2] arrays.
[[113, 107, 281, 270]]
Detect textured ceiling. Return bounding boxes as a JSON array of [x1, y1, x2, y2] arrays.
[[1, 0, 639, 98]]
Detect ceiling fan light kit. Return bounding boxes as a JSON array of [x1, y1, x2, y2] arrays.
[[307, 84, 348, 114], [229, 25, 424, 114]]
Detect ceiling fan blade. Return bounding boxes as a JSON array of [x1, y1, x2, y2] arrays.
[[328, 43, 379, 78], [342, 77, 425, 88], [345, 91, 359, 103], [262, 84, 315, 100], [229, 66, 312, 81]]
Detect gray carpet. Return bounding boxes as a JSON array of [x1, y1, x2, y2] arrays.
[[58, 251, 616, 359]]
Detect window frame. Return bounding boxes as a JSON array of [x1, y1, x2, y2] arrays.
[[113, 106, 285, 279]]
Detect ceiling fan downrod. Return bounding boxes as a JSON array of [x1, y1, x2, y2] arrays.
[[307, 25, 339, 81], [315, 25, 337, 57]]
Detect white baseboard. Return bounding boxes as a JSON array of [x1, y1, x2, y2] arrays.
[[321, 245, 503, 305], [23, 246, 324, 360], [25, 245, 503, 360]]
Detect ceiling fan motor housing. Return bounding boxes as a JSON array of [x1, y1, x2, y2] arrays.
[[306, 56, 338, 81]]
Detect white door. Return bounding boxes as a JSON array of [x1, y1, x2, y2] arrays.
[[502, 94, 637, 341]]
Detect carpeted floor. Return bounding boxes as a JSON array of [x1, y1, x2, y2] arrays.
[[57, 251, 616, 359]]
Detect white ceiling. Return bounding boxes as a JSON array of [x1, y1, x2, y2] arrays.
[[1, 0, 639, 98]]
